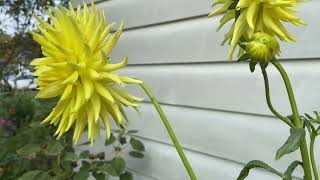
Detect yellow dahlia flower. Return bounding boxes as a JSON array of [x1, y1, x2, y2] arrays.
[[247, 32, 280, 62], [31, 2, 143, 144], [209, 0, 305, 59]]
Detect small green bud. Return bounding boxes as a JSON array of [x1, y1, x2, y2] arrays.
[[246, 32, 280, 63]]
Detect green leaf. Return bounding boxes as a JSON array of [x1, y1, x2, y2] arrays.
[[63, 152, 78, 161], [120, 171, 133, 180], [276, 128, 305, 160], [238, 53, 250, 62], [16, 143, 41, 156], [105, 134, 116, 146], [47, 141, 64, 156], [74, 166, 90, 180], [237, 160, 282, 180], [249, 61, 257, 73], [92, 172, 107, 180], [98, 163, 117, 176], [283, 161, 303, 180], [81, 160, 91, 169], [17, 170, 50, 180], [130, 138, 145, 152], [79, 150, 90, 159], [128, 130, 138, 134], [96, 152, 105, 159], [111, 157, 126, 175], [129, 151, 144, 159]]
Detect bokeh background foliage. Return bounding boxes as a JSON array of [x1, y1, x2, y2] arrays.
[[0, 1, 146, 179]]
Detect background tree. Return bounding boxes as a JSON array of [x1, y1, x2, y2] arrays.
[[0, 0, 69, 91]]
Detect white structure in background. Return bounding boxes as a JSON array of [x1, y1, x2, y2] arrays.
[[7, 70, 37, 90], [1, 69, 36, 90], [75, 0, 320, 180]]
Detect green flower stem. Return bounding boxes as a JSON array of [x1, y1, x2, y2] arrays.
[[260, 66, 294, 127], [272, 61, 313, 180], [140, 83, 197, 180], [310, 132, 319, 180]]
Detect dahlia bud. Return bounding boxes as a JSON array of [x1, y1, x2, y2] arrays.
[[246, 32, 280, 63]]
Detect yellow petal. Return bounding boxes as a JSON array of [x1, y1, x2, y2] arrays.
[[82, 77, 94, 100], [94, 82, 115, 103], [90, 93, 101, 123], [100, 105, 111, 139]]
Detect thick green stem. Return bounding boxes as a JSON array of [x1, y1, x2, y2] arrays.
[[310, 133, 319, 180], [140, 83, 197, 180], [260, 66, 294, 128], [272, 61, 313, 180]]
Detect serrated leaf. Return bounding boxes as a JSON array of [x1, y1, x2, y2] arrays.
[[237, 160, 282, 180], [130, 138, 145, 151], [17, 143, 41, 156], [111, 157, 126, 175], [74, 166, 90, 180], [128, 130, 138, 134], [276, 128, 305, 160], [283, 161, 303, 180], [47, 141, 63, 156], [105, 134, 116, 146], [79, 150, 90, 159], [249, 61, 257, 73], [129, 151, 144, 159], [238, 53, 250, 62], [120, 171, 133, 180]]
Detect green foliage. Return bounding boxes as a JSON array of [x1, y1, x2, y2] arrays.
[[0, 92, 79, 180], [74, 166, 90, 180], [129, 151, 144, 159], [0, 89, 146, 180], [283, 161, 303, 180], [237, 160, 282, 180], [120, 172, 133, 180], [77, 128, 146, 180], [17, 170, 50, 180], [130, 138, 145, 152], [276, 128, 305, 160]]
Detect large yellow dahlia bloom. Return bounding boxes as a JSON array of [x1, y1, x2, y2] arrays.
[[209, 0, 305, 59], [31, 2, 143, 144]]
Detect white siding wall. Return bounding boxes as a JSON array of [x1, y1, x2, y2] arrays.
[[75, 0, 320, 179]]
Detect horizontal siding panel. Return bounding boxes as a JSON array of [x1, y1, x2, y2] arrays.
[[73, 0, 103, 6], [109, 1, 320, 64], [76, 0, 213, 29], [120, 60, 320, 116], [124, 139, 284, 180], [77, 133, 285, 180], [123, 103, 318, 177]]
